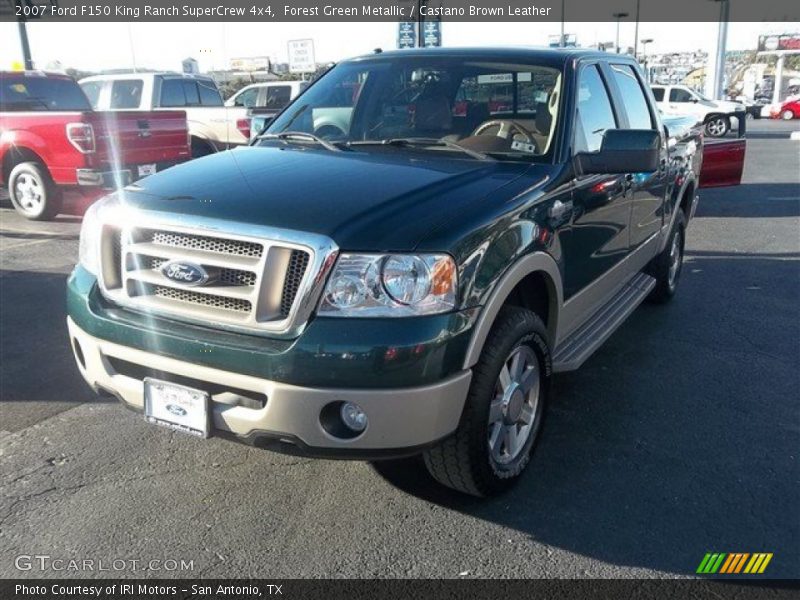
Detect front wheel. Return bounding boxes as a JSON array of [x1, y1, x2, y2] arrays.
[[782, 109, 796, 121], [8, 162, 62, 221], [423, 306, 551, 497], [647, 211, 686, 303], [704, 115, 730, 137]]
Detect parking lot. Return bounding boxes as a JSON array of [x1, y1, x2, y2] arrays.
[[0, 119, 798, 578]]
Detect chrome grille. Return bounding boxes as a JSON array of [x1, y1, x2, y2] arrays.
[[96, 217, 336, 337], [145, 229, 264, 257], [280, 250, 310, 317], [149, 285, 252, 313]]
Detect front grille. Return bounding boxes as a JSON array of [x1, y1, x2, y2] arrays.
[[150, 284, 252, 313], [280, 250, 310, 317], [146, 229, 264, 257], [99, 223, 318, 334]]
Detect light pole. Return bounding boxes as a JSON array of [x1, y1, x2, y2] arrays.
[[641, 38, 654, 82], [711, 0, 730, 101], [560, 0, 566, 48], [613, 12, 629, 54]]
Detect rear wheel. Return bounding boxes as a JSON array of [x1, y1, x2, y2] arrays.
[[423, 306, 551, 497], [782, 109, 796, 121], [191, 138, 216, 158], [704, 115, 730, 137], [8, 162, 62, 221]]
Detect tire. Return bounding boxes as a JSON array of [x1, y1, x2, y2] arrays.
[[704, 115, 730, 137], [647, 211, 686, 304], [423, 306, 551, 497], [191, 138, 216, 158], [8, 162, 62, 221], [782, 109, 796, 121]]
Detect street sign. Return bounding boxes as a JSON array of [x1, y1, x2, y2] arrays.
[[398, 22, 416, 49], [423, 21, 442, 48], [288, 39, 315, 73]]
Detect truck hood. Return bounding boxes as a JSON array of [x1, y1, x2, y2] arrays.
[[121, 144, 550, 251]]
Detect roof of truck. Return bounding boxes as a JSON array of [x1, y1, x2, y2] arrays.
[[348, 46, 623, 65]]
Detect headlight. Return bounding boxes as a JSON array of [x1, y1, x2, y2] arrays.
[[318, 253, 457, 317], [78, 199, 103, 276]]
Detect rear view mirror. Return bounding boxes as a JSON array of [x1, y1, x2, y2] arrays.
[[574, 129, 661, 175]]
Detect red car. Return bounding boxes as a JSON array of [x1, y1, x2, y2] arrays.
[[771, 98, 800, 120], [1, 71, 190, 220]]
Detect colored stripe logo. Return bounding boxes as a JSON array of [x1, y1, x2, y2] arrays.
[[697, 552, 773, 574]]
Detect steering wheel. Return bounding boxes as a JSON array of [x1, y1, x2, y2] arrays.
[[471, 119, 537, 152]]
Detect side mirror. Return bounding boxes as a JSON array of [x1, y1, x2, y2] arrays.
[[574, 129, 661, 175], [691, 97, 699, 103]]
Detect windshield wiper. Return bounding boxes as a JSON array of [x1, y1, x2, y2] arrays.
[[258, 131, 342, 153], [349, 137, 494, 161]]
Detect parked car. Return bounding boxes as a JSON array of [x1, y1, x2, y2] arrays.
[[651, 84, 746, 137], [225, 80, 308, 109], [770, 98, 800, 120], [67, 48, 744, 496], [80, 73, 249, 157], [0, 71, 190, 220]]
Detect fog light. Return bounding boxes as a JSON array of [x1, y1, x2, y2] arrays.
[[340, 402, 368, 432]]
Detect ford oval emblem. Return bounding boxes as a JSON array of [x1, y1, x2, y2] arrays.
[[166, 404, 187, 417], [160, 261, 209, 287]]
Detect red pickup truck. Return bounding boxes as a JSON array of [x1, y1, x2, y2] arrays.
[[1, 71, 190, 220]]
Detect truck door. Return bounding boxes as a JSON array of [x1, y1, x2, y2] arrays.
[[606, 63, 668, 252], [562, 64, 632, 299]]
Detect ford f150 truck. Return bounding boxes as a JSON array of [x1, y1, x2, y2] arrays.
[[80, 73, 249, 157], [1, 71, 190, 220], [67, 49, 745, 496]]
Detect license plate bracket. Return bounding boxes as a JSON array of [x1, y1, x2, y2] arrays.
[[144, 378, 210, 438]]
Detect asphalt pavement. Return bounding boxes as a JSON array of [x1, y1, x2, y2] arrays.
[[1, 119, 798, 579]]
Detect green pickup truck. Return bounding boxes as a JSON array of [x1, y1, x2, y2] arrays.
[[67, 48, 744, 496]]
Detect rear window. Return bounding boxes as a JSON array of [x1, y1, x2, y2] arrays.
[[0, 76, 92, 111], [110, 80, 143, 109]]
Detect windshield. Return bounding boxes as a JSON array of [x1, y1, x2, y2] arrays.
[[263, 56, 562, 160]]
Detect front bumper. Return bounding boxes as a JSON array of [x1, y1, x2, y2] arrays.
[[68, 317, 471, 456]]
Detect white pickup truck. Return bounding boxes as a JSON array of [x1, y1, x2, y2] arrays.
[[80, 73, 249, 157], [651, 84, 746, 137]]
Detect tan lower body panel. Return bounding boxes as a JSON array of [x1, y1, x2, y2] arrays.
[[67, 317, 471, 450]]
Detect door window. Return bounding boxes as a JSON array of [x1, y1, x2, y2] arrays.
[[610, 65, 654, 129], [233, 87, 258, 107], [265, 85, 291, 109], [197, 79, 223, 106], [110, 80, 143, 109], [669, 88, 694, 102], [160, 79, 186, 107], [574, 65, 617, 153]]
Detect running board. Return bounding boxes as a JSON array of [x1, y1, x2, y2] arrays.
[[553, 272, 656, 373]]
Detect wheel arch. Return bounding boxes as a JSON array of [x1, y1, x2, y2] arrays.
[[462, 252, 563, 370], [2, 146, 48, 186]]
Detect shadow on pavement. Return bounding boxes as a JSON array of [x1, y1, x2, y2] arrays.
[[374, 251, 799, 577], [698, 183, 800, 219]]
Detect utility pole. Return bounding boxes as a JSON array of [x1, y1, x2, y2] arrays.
[[613, 12, 629, 54], [712, 0, 730, 100]]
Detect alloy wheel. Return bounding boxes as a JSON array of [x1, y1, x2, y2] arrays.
[[487, 345, 541, 466]]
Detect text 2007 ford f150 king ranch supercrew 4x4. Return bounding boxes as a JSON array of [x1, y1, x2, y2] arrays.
[[67, 49, 745, 496]]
